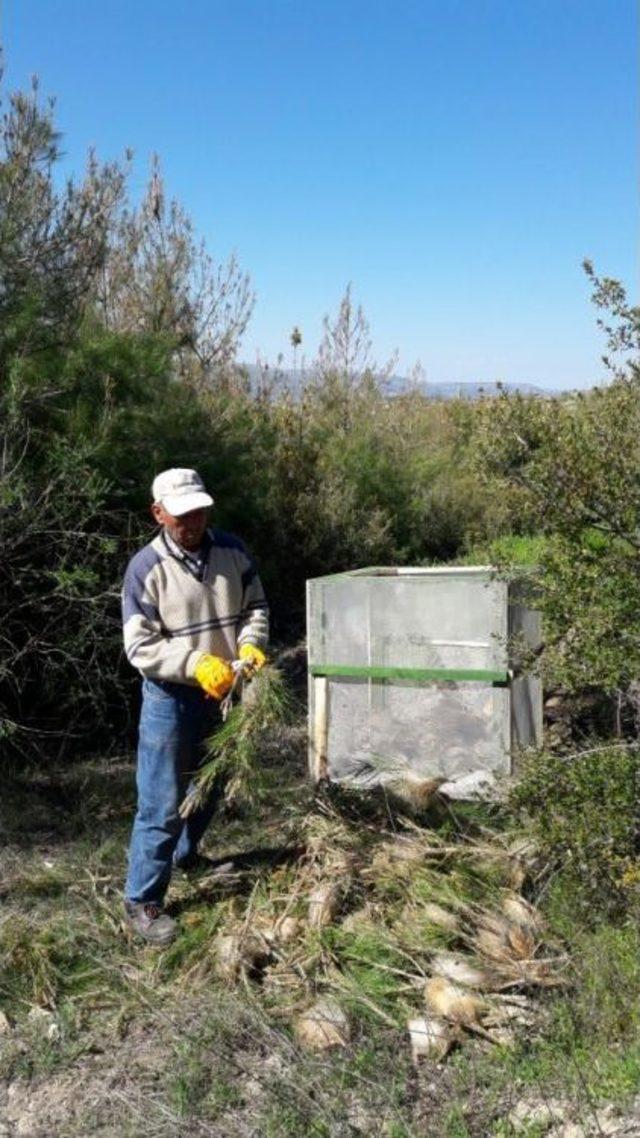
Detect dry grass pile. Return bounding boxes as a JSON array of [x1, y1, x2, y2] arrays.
[[182, 782, 568, 1063]]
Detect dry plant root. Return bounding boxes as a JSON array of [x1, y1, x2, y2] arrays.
[[294, 998, 350, 1051], [408, 1015, 457, 1062]]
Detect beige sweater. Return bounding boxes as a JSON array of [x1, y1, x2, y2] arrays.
[[122, 528, 268, 684]]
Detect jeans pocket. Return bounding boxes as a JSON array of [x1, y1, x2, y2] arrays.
[[142, 679, 175, 703]]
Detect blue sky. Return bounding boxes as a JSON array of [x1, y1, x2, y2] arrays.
[[1, 0, 636, 387]]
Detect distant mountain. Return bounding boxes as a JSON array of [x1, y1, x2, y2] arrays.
[[384, 377, 553, 400], [242, 364, 554, 400]]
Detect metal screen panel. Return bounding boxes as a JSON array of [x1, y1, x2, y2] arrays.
[[308, 569, 508, 674], [307, 567, 525, 792], [321, 677, 510, 785]]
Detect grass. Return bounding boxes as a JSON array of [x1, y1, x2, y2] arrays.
[[1, 728, 639, 1136], [526, 923, 640, 1101]]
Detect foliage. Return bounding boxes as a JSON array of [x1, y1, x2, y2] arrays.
[[0, 79, 126, 368], [315, 282, 387, 383], [239, 357, 506, 627], [548, 922, 640, 1099], [3, 66, 638, 766], [473, 269, 640, 696], [439, 923, 640, 1133], [0, 78, 258, 765], [2, 60, 640, 1138], [96, 156, 254, 382], [3, 740, 639, 1134], [462, 533, 547, 568], [509, 744, 640, 922], [0, 72, 525, 765], [0, 83, 134, 758], [583, 257, 640, 375]]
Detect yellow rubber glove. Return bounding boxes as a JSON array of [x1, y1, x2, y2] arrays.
[[238, 643, 267, 677], [193, 654, 234, 700]]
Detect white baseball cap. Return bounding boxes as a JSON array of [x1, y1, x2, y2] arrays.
[[151, 468, 214, 517]]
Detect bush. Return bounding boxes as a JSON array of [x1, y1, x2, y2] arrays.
[[472, 269, 640, 701], [0, 76, 537, 763], [509, 744, 640, 922], [239, 372, 509, 631], [0, 80, 256, 767]]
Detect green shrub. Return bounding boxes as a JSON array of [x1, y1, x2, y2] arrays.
[[0, 80, 257, 766], [472, 269, 640, 699], [509, 744, 640, 922]]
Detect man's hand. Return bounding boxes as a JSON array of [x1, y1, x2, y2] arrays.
[[238, 643, 267, 677], [193, 654, 234, 700]]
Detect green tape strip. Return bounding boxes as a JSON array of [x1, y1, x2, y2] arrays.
[[310, 664, 508, 683]]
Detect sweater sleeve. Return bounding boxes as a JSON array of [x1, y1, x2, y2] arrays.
[[122, 553, 201, 682], [236, 553, 269, 651]]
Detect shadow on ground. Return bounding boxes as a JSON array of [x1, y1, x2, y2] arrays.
[[1, 755, 136, 849]]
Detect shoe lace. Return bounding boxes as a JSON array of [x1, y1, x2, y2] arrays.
[[143, 903, 162, 920]]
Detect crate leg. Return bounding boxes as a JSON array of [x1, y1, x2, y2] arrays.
[[311, 676, 329, 782]]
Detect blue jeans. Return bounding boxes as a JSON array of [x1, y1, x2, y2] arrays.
[[125, 678, 222, 904]]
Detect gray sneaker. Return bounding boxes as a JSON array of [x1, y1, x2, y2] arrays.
[[124, 901, 177, 946]]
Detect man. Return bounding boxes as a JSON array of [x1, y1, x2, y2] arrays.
[[122, 468, 268, 945]]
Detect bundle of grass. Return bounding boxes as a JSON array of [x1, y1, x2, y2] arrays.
[[429, 952, 494, 991], [455, 894, 567, 989], [420, 977, 537, 1052], [421, 904, 462, 935], [500, 892, 544, 935], [347, 754, 447, 820], [385, 774, 447, 816], [180, 666, 295, 814], [305, 790, 379, 856], [268, 915, 301, 945], [504, 835, 541, 890]]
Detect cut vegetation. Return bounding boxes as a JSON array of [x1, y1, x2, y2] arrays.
[[2, 700, 639, 1137]]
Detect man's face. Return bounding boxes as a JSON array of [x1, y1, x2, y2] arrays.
[[151, 504, 209, 551]]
